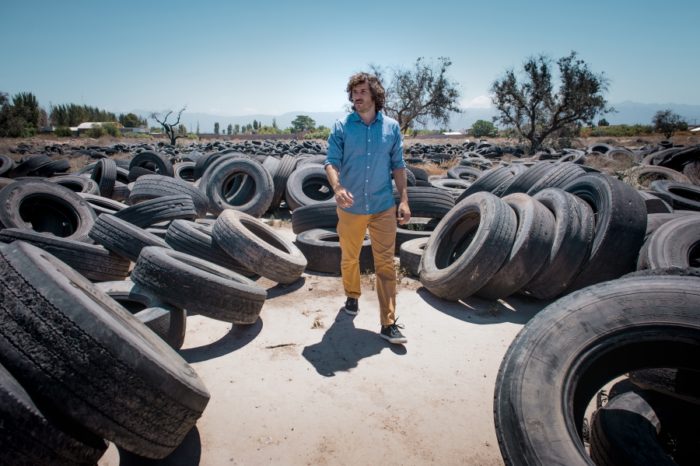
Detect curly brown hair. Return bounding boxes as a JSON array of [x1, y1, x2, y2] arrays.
[[346, 72, 386, 112]]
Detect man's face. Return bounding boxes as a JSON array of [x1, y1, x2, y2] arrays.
[[352, 81, 375, 113]]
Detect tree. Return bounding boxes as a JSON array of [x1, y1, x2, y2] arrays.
[[491, 51, 611, 154], [272, 118, 278, 130], [234, 124, 240, 135], [119, 112, 144, 128], [471, 120, 498, 138], [196, 121, 200, 136], [653, 109, 686, 138], [227, 124, 233, 135], [291, 115, 316, 133], [177, 124, 187, 136], [214, 122, 220, 135], [150, 106, 186, 145], [0, 91, 41, 137], [597, 118, 609, 127], [370, 57, 461, 133]]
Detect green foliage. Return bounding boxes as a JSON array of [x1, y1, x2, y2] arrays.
[[653, 109, 686, 138], [214, 122, 220, 135], [177, 124, 187, 136], [0, 91, 41, 137], [87, 126, 106, 138], [491, 51, 611, 153], [102, 123, 120, 137], [371, 57, 461, 133], [470, 120, 498, 137], [291, 115, 316, 133], [119, 112, 146, 128], [597, 118, 609, 126], [304, 126, 330, 140], [580, 124, 653, 137], [226, 124, 233, 135], [50, 103, 117, 127], [54, 126, 72, 137]]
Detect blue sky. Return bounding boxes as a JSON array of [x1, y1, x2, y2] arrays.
[[1, 0, 698, 117]]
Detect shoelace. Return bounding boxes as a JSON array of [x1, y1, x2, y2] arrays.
[[390, 318, 405, 330]]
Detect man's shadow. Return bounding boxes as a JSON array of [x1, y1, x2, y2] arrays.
[[302, 309, 406, 377]]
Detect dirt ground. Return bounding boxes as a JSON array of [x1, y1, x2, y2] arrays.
[[94, 224, 552, 466]]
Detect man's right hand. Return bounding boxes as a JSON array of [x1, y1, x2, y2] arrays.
[[334, 186, 354, 208]]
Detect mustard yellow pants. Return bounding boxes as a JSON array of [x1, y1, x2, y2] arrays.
[[337, 206, 397, 326]]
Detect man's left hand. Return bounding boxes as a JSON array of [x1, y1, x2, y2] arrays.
[[397, 202, 411, 225]]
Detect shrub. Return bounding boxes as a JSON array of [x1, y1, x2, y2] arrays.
[[54, 126, 72, 137], [304, 127, 331, 140], [86, 126, 106, 138], [102, 123, 121, 137], [470, 120, 498, 138], [580, 124, 653, 137]]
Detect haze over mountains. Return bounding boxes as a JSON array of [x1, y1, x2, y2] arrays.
[[141, 101, 700, 134]]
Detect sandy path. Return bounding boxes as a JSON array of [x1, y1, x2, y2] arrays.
[[97, 226, 549, 466]]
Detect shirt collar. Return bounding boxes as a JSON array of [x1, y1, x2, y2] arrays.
[[350, 111, 383, 125]]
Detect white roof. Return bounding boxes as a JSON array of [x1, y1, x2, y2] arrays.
[[691, 127, 700, 132]]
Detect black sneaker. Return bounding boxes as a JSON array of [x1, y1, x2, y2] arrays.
[[380, 320, 407, 344], [344, 297, 358, 316]]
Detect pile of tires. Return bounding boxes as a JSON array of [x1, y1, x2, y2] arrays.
[[493, 271, 700, 465]]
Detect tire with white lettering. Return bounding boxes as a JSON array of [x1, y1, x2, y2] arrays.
[[521, 189, 595, 300], [476, 193, 556, 299], [0, 228, 130, 282], [294, 228, 374, 274], [0, 179, 96, 242], [564, 173, 647, 291], [95, 280, 186, 350], [0, 241, 210, 459], [131, 246, 266, 324], [213, 209, 307, 284], [419, 192, 517, 301], [0, 362, 107, 466], [494, 274, 700, 466]]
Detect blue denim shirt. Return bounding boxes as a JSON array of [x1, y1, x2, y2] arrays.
[[325, 111, 405, 215]]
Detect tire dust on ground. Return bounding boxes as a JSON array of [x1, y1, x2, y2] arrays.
[[97, 224, 551, 466]]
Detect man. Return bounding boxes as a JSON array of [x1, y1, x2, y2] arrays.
[[324, 72, 411, 345]]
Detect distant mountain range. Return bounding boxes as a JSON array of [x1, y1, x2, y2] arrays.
[[139, 101, 700, 134]]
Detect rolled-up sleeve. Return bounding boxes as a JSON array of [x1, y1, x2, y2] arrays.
[[325, 120, 344, 168], [389, 125, 405, 170]]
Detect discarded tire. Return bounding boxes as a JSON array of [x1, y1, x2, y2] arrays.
[[213, 209, 307, 284], [89, 214, 171, 262], [420, 192, 517, 301], [399, 237, 429, 277], [0, 228, 130, 282], [131, 246, 266, 324], [637, 214, 700, 270], [476, 193, 556, 300], [0, 241, 210, 459], [285, 163, 335, 211], [0, 179, 96, 241], [95, 280, 186, 350], [128, 151, 174, 177], [203, 156, 274, 217], [291, 201, 339, 234], [494, 274, 700, 466], [114, 194, 197, 228], [649, 180, 700, 211], [294, 228, 374, 274], [564, 173, 647, 291], [0, 361, 108, 466], [128, 174, 208, 217]]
